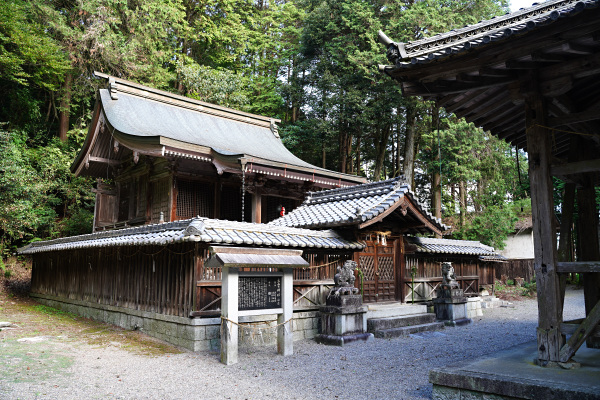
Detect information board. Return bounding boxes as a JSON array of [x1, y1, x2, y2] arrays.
[[238, 276, 282, 310]]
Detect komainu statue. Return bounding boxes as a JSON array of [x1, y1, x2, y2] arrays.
[[330, 260, 359, 296], [441, 262, 460, 289]]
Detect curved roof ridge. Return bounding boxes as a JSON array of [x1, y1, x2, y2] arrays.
[[381, 0, 597, 65], [307, 176, 408, 203]]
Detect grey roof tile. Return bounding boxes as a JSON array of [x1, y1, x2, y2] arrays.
[[19, 218, 364, 254], [383, 0, 598, 66], [406, 236, 506, 259], [269, 177, 448, 233]]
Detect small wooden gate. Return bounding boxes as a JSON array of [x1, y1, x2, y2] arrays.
[[355, 240, 398, 303]]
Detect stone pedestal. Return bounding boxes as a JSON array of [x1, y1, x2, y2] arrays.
[[315, 294, 374, 346], [433, 287, 472, 327]]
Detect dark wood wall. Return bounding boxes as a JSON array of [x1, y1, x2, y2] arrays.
[[31, 243, 197, 318]]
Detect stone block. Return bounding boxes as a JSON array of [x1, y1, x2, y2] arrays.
[[431, 385, 460, 400], [461, 390, 485, 400], [206, 325, 220, 340], [293, 329, 305, 341]]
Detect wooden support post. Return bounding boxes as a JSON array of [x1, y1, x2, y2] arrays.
[[252, 190, 262, 224], [525, 90, 564, 365], [576, 142, 600, 349]]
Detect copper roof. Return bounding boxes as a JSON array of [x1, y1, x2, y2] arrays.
[[71, 73, 366, 187]]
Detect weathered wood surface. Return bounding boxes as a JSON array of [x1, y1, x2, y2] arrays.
[[403, 255, 481, 302], [556, 262, 600, 273], [559, 300, 600, 362], [525, 86, 563, 363], [560, 318, 600, 338], [495, 259, 535, 282], [31, 243, 197, 318]]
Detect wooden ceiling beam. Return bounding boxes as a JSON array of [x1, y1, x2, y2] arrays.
[[560, 42, 595, 55], [551, 159, 600, 176], [475, 103, 519, 127], [443, 88, 488, 113], [402, 77, 515, 97], [454, 88, 506, 119], [548, 105, 600, 127]]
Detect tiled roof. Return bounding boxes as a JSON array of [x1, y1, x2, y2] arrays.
[[269, 177, 448, 234], [381, 0, 598, 67], [18, 218, 364, 255], [406, 236, 506, 260]]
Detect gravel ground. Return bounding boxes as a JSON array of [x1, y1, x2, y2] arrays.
[[0, 287, 586, 400]]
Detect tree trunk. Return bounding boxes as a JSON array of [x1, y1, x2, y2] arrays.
[[58, 73, 72, 142], [459, 180, 466, 227], [373, 125, 392, 181], [402, 101, 418, 188]]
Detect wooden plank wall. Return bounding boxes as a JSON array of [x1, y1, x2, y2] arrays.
[[403, 255, 480, 302], [495, 259, 535, 282], [31, 243, 196, 318]]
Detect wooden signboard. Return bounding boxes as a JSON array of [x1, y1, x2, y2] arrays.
[[238, 275, 282, 311]]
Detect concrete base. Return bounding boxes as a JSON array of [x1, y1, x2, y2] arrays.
[[430, 341, 600, 400], [434, 296, 469, 326], [314, 332, 374, 346], [443, 318, 472, 327], [30, 293, 320, 352]]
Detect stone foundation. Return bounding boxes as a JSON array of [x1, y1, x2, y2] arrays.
[[30, 293, 319, 352]]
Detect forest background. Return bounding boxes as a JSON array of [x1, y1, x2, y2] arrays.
[[1, 0, 556, 260]]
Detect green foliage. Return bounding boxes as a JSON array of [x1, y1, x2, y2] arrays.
[[177, 61, 249, 109], [0, 128, 94, 249]]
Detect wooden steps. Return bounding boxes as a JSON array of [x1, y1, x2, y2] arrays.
[[367, 313, 445, 339]]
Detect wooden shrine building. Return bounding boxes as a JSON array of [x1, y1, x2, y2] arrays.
[[378, 0, 600, 366], [20, 77, 457, 351], [73, 72, 366, 230]]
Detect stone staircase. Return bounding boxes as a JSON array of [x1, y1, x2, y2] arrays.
[[366, 303, 445, 338]]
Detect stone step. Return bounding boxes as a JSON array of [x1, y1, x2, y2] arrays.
[[373, 321, 445, 339], [367, 313, 436, 332], [366, 303, 428, 319]]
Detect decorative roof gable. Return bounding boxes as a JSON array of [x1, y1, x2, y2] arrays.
[[269, 177, 448, 235]]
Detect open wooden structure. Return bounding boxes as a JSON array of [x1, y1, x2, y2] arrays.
[[379, 0, 600, 365]]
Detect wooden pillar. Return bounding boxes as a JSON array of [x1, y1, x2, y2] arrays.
[[575, 138, 600, 349], [525, 90, 564, 364], [252, 190, 262, 223]]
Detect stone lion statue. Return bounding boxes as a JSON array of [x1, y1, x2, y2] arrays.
[[441, 262, 459, 289], [330, 260, 359, 296]]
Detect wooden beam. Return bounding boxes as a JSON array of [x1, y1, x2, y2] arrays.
[[403, 77, 516, 97], [548, 107, 600, 127], [551, 159, 600, 176], [560, 319, 600, 338], [557, 262, 600, 273], [89, 155, 121, 166], [559, 299, 600, 362], [444, 89, 488, 113]]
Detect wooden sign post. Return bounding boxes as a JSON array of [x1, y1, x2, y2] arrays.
[[206, 246, 308, 365]]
